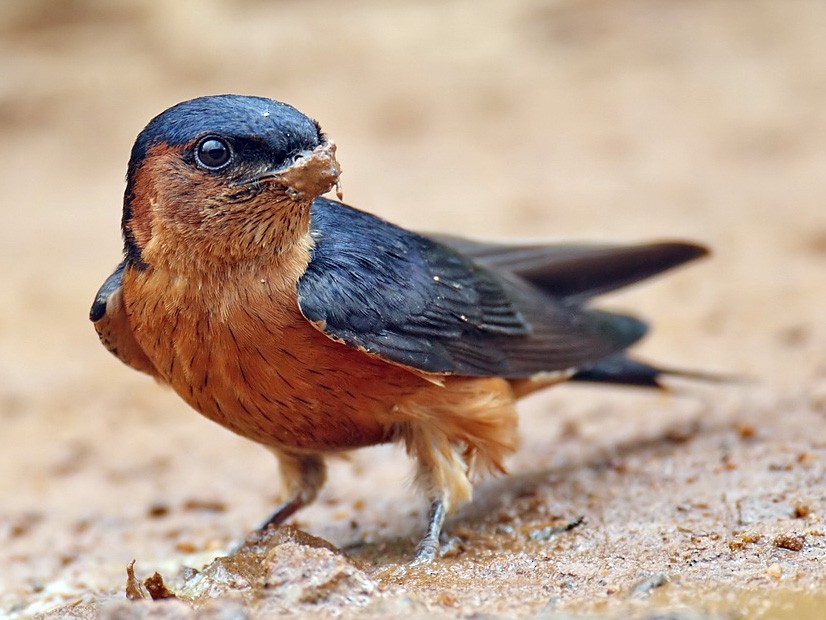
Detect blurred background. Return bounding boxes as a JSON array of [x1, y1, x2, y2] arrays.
[[1, 0, 825, 615]]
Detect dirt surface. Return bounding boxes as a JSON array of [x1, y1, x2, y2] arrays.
[[2, 0, 826, 618]]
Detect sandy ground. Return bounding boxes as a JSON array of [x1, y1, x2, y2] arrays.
[[1, 0, 826, 617]]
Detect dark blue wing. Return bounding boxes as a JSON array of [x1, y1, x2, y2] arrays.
[[90, 260, 126, 321], [297, 199, 647, 378]]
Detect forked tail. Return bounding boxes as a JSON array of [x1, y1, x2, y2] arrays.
[[570, 354, 733, 389]]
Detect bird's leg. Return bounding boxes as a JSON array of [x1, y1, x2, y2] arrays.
[[397, 377, 519, 563], [259, 450, 326, 531], [412, 497, 447, 564], [402, 422, 473, 564]]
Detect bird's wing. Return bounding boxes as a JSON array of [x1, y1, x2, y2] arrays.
[[296, 199, 647, 378], [428, 235, 707, 301], [90, 261, 159, 377]]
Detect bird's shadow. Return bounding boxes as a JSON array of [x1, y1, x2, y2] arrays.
[[340, 411, 723, 566]]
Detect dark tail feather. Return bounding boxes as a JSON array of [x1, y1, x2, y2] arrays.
[[570, 354, 730, 389]]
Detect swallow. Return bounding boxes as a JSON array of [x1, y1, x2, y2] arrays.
[[91, 95, 708, 563]]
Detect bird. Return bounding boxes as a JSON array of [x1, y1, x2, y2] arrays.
[[91, 94, 708, 563]]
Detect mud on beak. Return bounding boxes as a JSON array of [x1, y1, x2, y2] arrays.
[[259, 140, 341, 203]]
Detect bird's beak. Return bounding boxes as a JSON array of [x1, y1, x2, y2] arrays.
[[258, 140, 341, 202]]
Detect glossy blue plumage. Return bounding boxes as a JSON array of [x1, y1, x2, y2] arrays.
[[299, 198, 649, 377]]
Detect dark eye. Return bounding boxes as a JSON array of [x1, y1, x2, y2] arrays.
[[195, 137, 232, 169]]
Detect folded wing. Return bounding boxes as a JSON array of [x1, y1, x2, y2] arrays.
[[90, 261, 159, 377], [297, 199, 658, 378]]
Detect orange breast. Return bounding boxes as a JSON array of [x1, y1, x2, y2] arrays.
[[121, 261, 426, 453]]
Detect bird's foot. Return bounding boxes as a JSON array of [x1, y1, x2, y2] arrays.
[[409, 498, 447, 565], [411, 535, 441, 565]]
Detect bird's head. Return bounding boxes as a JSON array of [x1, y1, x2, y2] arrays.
[[122, 95, 340, 270]]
